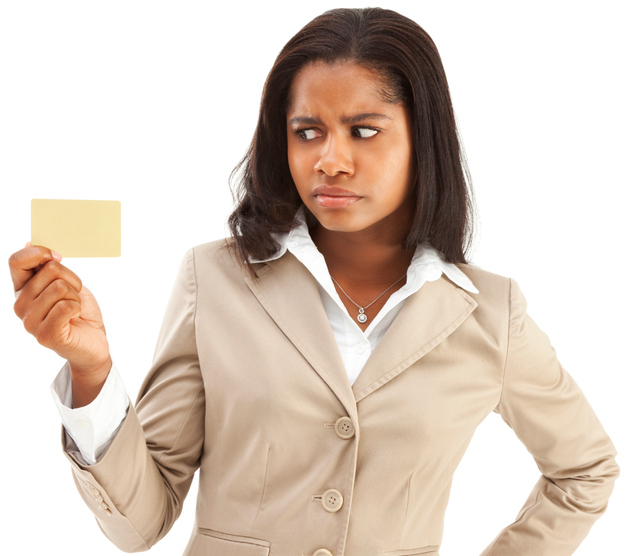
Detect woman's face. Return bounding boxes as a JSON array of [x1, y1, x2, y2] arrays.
[[287, 61, 415, 238]]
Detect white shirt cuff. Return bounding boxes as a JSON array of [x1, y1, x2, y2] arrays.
[[50, 360, 130, 465]]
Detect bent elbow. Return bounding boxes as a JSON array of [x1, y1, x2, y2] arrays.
[[550, 454, 620, 514]]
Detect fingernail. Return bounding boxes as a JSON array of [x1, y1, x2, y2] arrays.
[[51, 251, 62, 260]]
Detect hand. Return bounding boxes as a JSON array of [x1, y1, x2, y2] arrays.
[[9, 243, 111, 406]]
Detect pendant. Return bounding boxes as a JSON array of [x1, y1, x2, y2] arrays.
[[357, 308, 368, 324]]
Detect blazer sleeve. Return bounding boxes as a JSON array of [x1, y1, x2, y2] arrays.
[[62, 248, 205, 553], [480, 279, 620, 556]]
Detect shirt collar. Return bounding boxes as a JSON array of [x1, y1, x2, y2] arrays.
[[249, 207, 478, 295]]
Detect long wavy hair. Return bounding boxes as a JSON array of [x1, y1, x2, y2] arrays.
[[228, 7, 476, 274]]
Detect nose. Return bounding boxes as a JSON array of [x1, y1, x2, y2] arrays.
[[313, 134, 354, 177]]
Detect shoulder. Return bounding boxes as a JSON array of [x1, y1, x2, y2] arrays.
[[455, 263, 523, 320], [456, 263, 511, 293], [182, 238, 268, 289], [188, 238, 232, 261], [182, 239, 237, 275], [179, 238, 234, 267]]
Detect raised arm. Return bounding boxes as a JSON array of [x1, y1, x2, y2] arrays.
[[10, 245, 204, 552], [9, 244, 112, 407], [60, 248, 204, 552]]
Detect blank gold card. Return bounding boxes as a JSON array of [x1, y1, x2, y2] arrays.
[[31, 199, 121, 257]]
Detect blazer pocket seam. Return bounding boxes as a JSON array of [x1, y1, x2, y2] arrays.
[[197, 527, 271, 548]]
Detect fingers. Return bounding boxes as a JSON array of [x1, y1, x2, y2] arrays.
[[14, 259, 82, 318], [17, 258, 81, 298], [38, 298, 82, 350], [8, 244, 63, 293], [9, 242, 109, 369], [11, 246, 84, 352], [19, 279, 82, 343]]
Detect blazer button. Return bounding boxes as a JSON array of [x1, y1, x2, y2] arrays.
[[322, 489, 343, 512], [334, 417, 355, 439], [87, 484, 100, 496], [313, 550, 333, 556]]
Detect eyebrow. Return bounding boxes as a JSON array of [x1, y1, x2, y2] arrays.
[[287, 113, 393, 126]]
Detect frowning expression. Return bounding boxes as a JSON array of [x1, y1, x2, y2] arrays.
[[287, 61, 415, 237]]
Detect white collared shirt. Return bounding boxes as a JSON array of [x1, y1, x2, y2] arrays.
[[255, 209, 478, 384], [51, 214, 478, 464]]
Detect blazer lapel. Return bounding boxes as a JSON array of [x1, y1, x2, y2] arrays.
[[351, 277, 478, 402], [244, 252, 358, 421], [245, 253, 478, 415]]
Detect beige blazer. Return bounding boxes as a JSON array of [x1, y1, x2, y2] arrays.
[[63, 241, 619, 556]]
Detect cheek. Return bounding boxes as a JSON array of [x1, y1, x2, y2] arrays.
[[287, 145, 316, 205], [287, 143, 308, 185], [390, 136, 415, 187], [370, 147, 414, 201], [288, 145, 316, 193]]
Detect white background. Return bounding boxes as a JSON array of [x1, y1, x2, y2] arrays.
[[1, 1, 626, 554]]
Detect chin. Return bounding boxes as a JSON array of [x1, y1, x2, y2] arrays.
[[310, 209, 375, 234]]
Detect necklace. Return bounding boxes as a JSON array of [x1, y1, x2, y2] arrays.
[[330, 274, 407, 324]]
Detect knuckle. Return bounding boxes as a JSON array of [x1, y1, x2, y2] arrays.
[[56, 299, 79, 317], [55, 299, 71, 312], [8, 252, 18, 268], [22, 312, 37, 335], [44, 262, 81, 291], [7, 248, 29, 268], [45, 260, 60, 275], [50, 278, 70, 296], [13, 295, 29, 320], [39, 301, 75, 344], [35, 327, 53, 348]]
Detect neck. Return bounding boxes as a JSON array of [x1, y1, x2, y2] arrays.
[[312, 223, 414, 287]]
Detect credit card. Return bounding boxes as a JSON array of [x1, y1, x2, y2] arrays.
[[31, 199, 121, 257]]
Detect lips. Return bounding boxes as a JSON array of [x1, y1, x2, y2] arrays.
[[312, 185, 362, 208], [313, 185, 359, 197]]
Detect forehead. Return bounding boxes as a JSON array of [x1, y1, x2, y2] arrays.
[[287, 61, 392, 116]]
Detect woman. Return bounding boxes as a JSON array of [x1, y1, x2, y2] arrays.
[[9, 8, 618, 556]]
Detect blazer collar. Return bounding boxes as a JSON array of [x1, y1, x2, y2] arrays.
[[249, 206, 478, 297], [244, 252, 478, 420]]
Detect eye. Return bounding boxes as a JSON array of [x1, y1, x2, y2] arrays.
[[353, 127, 379, 138], [295, 128, 322, 141]]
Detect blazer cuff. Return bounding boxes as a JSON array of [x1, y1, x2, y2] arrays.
[[51, 359, 130, 465], [61, 405, 151, 552]]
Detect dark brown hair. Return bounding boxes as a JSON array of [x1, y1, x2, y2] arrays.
[[228, 7, 476, 272]]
